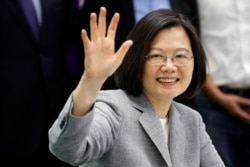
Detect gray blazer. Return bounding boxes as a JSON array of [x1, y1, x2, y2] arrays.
[[49, 90, 225, 167]]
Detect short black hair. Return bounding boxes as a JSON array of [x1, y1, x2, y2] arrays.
[[114, 9, 206, 98]]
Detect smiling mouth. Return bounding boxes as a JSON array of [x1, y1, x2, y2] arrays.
[[157, 77, 179, 83]]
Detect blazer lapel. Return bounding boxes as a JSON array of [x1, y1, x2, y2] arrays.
[[168, 104, 186, 167], [131, 94, 173, 167], [140, 113, 173, 167]]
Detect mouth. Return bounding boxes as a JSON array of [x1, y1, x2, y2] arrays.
[[157, 77, 179, 84]]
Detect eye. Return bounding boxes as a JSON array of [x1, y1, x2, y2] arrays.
[[175, 54, 188, 59], [148, 54, 163, 59]]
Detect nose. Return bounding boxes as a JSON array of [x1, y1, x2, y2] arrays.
[[162, 56, 175, 66], [160, 56, 177, 72]]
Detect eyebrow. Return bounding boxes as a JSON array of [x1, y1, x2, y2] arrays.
[[149, 47, 191, 53]]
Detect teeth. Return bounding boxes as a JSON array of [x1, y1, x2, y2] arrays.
[[158, 78, 176, 83]]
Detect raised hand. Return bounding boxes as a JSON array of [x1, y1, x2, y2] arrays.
[[81, 7, 133, 83], [72, 7, 133, 116]]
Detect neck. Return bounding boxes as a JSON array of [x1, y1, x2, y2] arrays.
[[147, 96, 172, 118]]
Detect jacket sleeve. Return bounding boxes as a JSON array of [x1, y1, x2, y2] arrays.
[[48, 92, 122, 166]]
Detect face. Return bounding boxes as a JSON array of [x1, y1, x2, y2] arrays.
[[142, 26, 194, 101]]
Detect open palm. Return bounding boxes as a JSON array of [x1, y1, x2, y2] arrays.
[[81, 7, 133, 82]]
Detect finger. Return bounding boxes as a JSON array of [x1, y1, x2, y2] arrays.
[[239, 111, 250, 124], [116, 40, 133, 62], [107, 12, 120, 40], [237, 96, 250, 106], [90, 12, 98, 41], [98, 7, 107, 37], [81, 29, 90, 51]]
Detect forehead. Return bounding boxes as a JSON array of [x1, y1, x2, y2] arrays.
[[150, 26, 192, 52]]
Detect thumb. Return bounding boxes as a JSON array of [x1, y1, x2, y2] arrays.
[[116, 40, 133, 62]]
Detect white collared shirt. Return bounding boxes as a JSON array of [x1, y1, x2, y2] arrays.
[[197, 0, 250, 88]]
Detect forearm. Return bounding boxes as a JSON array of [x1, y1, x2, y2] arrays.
[[203, 75, 225, 103], [72, 72, 106, 117]]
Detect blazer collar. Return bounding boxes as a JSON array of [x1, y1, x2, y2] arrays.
[[129, 93, 185, 167], [129, 93, 172, 166]]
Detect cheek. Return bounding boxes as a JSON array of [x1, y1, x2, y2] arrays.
[[185, 66, 194, 83], [186, 67, 194, 77], [142, 68, 151, 85], [142, 65, 157, 86], [180, 65, 193, 83]]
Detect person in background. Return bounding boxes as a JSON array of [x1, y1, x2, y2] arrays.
[[48, 7, 225, 167], [195, 0, 250, 166], [78, 0, 199, 110], [0, 0, 82, 166]]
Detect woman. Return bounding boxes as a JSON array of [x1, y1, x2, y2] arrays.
[[49, 7, 225, 167]]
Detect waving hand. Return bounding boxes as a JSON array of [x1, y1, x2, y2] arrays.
[[81, 7, 133, 83], [72, 7, 133, 117]]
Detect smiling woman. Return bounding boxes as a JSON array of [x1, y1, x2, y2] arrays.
[[141, 26, 194, 111], [48, 7, 225, 167]]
